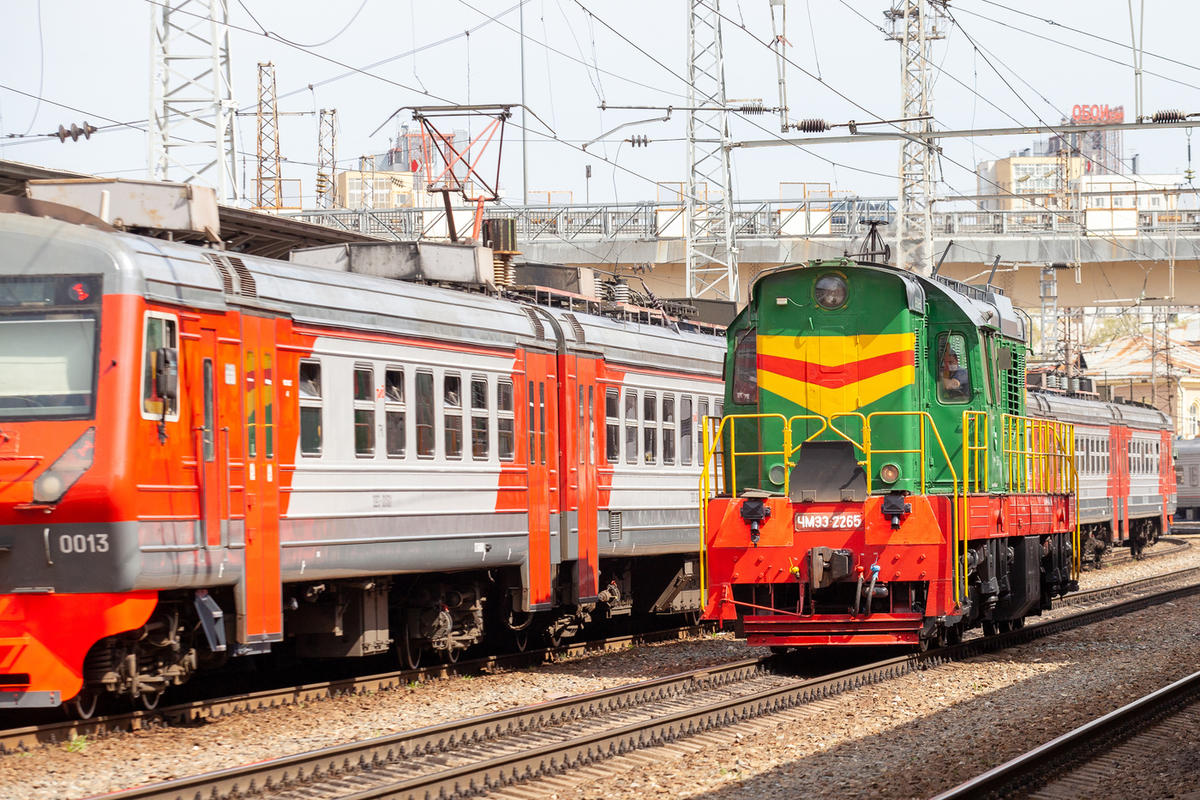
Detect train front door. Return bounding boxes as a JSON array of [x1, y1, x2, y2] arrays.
[[238, 315, 283, 645]]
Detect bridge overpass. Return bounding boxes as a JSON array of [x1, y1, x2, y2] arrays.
[[287, 196, 1200, 309]]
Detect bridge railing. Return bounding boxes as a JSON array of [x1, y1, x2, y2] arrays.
[[285, 197, 1200, 243]]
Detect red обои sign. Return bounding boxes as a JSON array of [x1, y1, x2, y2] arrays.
[[1071, 104, 1125, 124]]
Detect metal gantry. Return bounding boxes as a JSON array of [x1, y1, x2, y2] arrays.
[[255, 62, 281, 210], [316, 109, 338, 210], [685, 0, 738, 302], [885, 0, 946, 274], [148, 0, 241, 202]]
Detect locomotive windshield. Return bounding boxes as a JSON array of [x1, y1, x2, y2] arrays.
[[0, 275, 100, 420]]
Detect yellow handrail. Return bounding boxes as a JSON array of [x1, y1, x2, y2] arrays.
[[866, 411, 965, 605], [962, 410, 990, 494]]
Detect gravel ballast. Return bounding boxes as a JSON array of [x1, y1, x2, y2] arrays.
[[1, 539, 1197, 800]]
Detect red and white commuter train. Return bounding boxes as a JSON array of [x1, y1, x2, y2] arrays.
[[0, 209, 723, 713]]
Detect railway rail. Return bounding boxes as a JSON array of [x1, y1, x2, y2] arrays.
[[8, 539, 1190, 756], [932, 669, 1200, 799], [0, 624, 707, 755], [86, 573, 1200, 800]]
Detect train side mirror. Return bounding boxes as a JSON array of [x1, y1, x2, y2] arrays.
[[155, 346, 178, 403]]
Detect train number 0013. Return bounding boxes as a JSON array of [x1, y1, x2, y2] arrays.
[[793, 512, 863, 531], [58, 533, 109, 554]]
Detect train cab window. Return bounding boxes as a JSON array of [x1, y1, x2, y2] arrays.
[[625, 390, 638, 465], [732, 328, 757, 405], [385, 367, 406, 458], [353, 365, 375, 457], [471, 376, 488, 461], [444, 373, 463, 460], [663, 394, 677, 465], [643, 392, 658, 464], [936, 333, 972, 403], [497, 379, 514, 462], [299, 360, 322, 456], [416, 370, 435, 458], [605, 388, 620, 463], [142, 314, 179, 419]]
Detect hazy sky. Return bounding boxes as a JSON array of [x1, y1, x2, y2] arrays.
[[1, 0, 1198, 208]]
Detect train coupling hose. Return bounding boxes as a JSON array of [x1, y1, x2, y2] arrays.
[[864, 564, 880, 618]]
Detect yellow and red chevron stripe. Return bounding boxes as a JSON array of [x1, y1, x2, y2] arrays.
[[757, 332, 916, 418]]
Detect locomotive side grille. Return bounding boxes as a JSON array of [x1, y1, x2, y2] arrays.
[[203, 253, 235, 295], [202, 253, 258, 298], [226, 256, 257, 298], [608, 511, 622, 541], [562, 313, 586, 343], [521, 307, 545, 339]]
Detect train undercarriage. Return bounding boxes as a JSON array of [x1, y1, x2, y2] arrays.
[[66, 554, 702, 717]]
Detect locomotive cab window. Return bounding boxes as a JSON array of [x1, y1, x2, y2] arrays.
[[298, 360, 322, 456], [935, 333, 972, 404], [732, 327, 757, 405], [141, 313, 179, 420]]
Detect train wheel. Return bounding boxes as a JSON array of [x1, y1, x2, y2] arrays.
[[997, 620, 1013, 634], [512, 627, 530, 652], [399, 618, 422, 670], [1011, 617, 1025, 630], [685, 610, 703, 627], [442, 645, 461, 664], [69, 687, 98, 720], [982, 621, 997, 637]]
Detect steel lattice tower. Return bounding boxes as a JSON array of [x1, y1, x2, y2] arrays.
[[685, 0, 738, 302], [148, 0, 240, 202], [885, 0, 945, 274], [316, 109, 337, 209], [255, 62, 281, 210]]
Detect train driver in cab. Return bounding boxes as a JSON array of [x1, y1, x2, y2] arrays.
[[939, 348, 971, 400]]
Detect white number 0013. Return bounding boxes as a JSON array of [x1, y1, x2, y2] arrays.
[[793, 512, 863, 531], [59, 533, 109, 554]]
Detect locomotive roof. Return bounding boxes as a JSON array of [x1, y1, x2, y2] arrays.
[[0, 212, 723, 374], [750, 258, 1026, 341]]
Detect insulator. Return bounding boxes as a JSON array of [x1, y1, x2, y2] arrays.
[[738, 103, 766, 115], [797, 118, 829, 133], [493, 256, 513, 288], [611, 280, 631, 304], [1152, 109, 1185, 124], [629, 134, 650, 147]]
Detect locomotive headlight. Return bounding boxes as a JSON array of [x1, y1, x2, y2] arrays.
[[814, 274, 848, 309], [879, 463, 901, 484], [33, 428, 95, 504]]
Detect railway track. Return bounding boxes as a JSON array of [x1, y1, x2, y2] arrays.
[[1095, 535, 1188, 567], [88, 574, 1200, 800], [932, 668, 1200, 799], [0, 624, 707, 755]]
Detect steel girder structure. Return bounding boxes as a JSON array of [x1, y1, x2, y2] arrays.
[[149, 0, 241, 203], [316, 110, 337, 210], [685, 0, 738, 302], [256, 62, 281, 210], [886, 0, 945, 275]]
